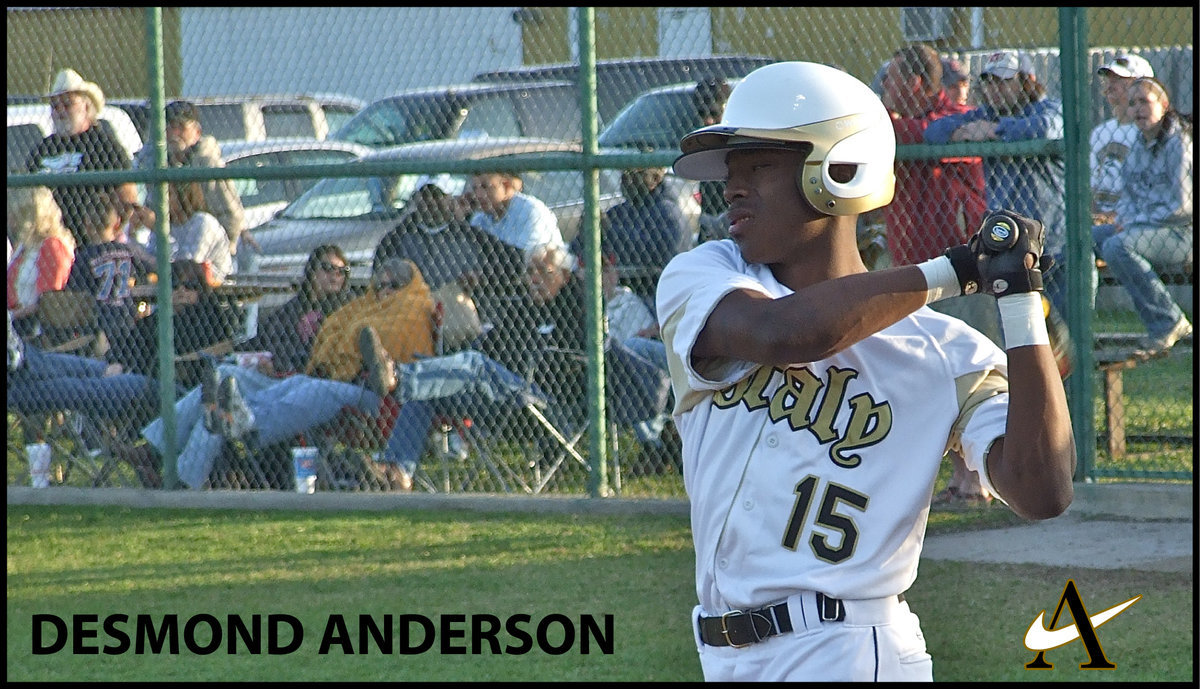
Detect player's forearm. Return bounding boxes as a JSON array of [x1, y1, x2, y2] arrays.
[[696, 266, 928, 365], [988, 345, 1076, 520]]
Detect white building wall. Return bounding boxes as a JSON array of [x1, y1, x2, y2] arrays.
[[181, 7, 523, 101]]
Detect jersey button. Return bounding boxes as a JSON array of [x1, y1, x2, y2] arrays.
[[766, 436, 779, 448], [718, 558, 729, 570], [743, 499, 755, 511]]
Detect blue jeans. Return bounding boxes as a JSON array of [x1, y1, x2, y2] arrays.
[[383, 350, 546, 474], [7, 346, 157, 419], [381, 346, 672, 473], [1093, 223, 1193, 337], [142, 364, 382, 489], [1043, 251, 1096, 323]]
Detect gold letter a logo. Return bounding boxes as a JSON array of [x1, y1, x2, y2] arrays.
[[1024, 579, 1140, 670]]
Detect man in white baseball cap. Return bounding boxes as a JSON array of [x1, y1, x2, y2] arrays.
[[26, 68, 137, 246], [980, 49, 1036, 80], [1090, 54, 1155, 224]]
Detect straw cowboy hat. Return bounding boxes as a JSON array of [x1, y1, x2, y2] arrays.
[[47, 68, 105, 115]]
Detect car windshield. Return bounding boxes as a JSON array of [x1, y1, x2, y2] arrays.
[[598, 90, 701, 151], [278, 164, 617, 221], [332, 96, 464, 147], [280, 172, 466, 219]]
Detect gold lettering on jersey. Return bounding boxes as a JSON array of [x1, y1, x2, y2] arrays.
[[831, 394, 892, 468], [766, 367, 823, 430], [713, 365, 893, 467]]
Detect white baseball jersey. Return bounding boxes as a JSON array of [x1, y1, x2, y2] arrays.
[[657, 240, 1010, 614]]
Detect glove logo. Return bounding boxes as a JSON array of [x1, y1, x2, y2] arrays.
[[989, 220, 1015, 245]]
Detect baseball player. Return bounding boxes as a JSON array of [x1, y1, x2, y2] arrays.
[[656, 62, 1076, 682]]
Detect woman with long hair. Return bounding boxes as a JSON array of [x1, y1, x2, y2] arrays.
[[7, 186, 77, 338]]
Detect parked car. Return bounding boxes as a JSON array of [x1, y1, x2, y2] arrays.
[[7, 103, 143, 173], [329, 81, 581, 148], [251, 137, 629, 279], [597, 78, 744, 152], [472, 55, 777, 125], [220, 138, 372, 229], [110, 93, 365, 144]]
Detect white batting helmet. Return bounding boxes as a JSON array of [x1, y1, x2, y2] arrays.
[[673, 61, 895, 216]]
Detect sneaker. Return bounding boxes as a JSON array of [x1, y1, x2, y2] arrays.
[[359, 325, 397, 397], [1134, 317, 1192, 358], [217, 376, 256, 440], [200, 356, 221, 433]]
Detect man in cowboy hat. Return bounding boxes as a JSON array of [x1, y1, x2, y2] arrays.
[[24, 68, 139, 247]]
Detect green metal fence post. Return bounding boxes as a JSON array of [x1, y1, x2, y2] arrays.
[[1058, 7, 1097, 481], [576, 7, 610, 498], [145, 7, 179, 489]]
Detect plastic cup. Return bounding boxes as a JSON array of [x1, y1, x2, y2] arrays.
[[292, 447, 318, 494], [27, 443, 52, 488]]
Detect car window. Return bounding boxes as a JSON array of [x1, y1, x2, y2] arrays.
[[333, 96, 459, 147], [197, 104, 251, 141], [262, 104, 319, 139], [598, 90, 699, 150], [518, 89, 582, 139], [7, 123, 45, 173], [321, 105, 360, 133], [458, 95, 521, 139]]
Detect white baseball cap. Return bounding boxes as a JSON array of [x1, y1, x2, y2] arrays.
[[981, 50, 1035, 80], [46, 68, 105, 115], [1097, 53, 1154, 79]]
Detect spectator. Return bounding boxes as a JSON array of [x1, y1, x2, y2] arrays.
[[239, 244, 353, 376], [942, 57, 973, 107], [378, 245, 669, 483], [924, 50, 1072, 318], [881, 45, 985, 266], [24, 69, 139, 247], [66, 189, 156, 370], [883, 47, 992, 507], [585, 164, 692, 300], [693, 76, 733, 234], [131, 259, 241, 389], [468, 170, 566, 258], [134, 327, 399, 490], [147, 182, 233, 285], [1090, 53, 1155, 226], [307, 257, 436, 384], [1093, 77, 1193, 357], [372, 183, 523, 332], [7, 186, 76, 339], [489, 244, 669, 440], [133, 100, 250, 269]]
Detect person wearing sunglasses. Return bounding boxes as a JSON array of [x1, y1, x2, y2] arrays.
[[239, 244, 354, 377]]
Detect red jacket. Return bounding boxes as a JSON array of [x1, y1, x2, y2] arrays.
[[885, 91, 986, 266]]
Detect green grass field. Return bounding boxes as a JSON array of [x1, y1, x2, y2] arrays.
[[6, 503, 1192, 682]]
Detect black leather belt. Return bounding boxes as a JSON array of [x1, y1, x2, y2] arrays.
[[698, 593, 905, 647]]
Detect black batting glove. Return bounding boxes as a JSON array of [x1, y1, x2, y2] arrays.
[[969, 209, 1045, 297], [943, 244, 981, 296]]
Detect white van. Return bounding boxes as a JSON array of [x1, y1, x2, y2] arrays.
[[6, 103, 144, 173]]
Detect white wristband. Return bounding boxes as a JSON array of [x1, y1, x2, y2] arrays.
[[998, 292, 1050, 348], [917, 256, 961, 304]]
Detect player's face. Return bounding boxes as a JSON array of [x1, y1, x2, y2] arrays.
[[723, 148, 820, 265]]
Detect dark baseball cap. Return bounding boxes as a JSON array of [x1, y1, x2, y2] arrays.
[[164, 100, 199, 124]]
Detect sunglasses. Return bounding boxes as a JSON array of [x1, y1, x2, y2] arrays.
[[375, 281, 407, 291], [318, 261, 350, 276]]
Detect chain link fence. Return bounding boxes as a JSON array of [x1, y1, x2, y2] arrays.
[[8, 7, 1193, 497]]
